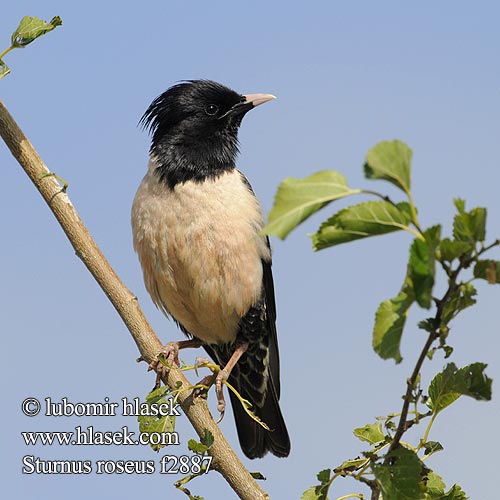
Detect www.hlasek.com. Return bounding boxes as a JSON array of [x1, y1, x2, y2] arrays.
[[20, 396, 212, 475]]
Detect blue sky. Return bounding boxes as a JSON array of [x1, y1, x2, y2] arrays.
[[1, 2, 499, 499]]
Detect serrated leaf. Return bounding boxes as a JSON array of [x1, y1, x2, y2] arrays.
[[364, 140, 412, 193], [442, 484, 468, 500], [353, 421, 385, 444], [300, 469, 332, 500], [452, 200, 487, 244], [138, 387, 176, 452], [373, 287, 414, 363], [264, 170, 361, 239], [427, 362, 492, 416], [441, 283, 477, 325], [187, 429, 214, 454], [439, 238, 473, 262], [424, 471, 446, 498], [419, 318, 436, 333], [422, 441, 444, 457], [11, 16, 62, 48], [407, 226, 440, 309], [474, 260, 500, 284], [188, 439, 209, 454], [334, 458, 367, 474], [300, 487, 327, 500], [145, 385, 171, 403], [311, 200, 413, 250], [316, 469, 331, 483], [0, 59, 10, 79], [373, 446, 423, 500], [200, 428, 214, 448]]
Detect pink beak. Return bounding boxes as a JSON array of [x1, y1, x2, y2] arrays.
[[243, 93, 277, 107]]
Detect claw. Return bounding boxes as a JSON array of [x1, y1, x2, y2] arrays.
[[194, 356, 212, 376], [215, 368, 230, 421], [147, 339, 204, 389]]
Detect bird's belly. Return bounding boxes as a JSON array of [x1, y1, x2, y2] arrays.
[[132, 168, 270, 345]]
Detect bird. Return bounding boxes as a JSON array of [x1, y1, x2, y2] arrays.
[[131, 80, 290, 459]]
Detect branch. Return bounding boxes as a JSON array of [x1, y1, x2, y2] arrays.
[[385, 262, 463, 459], [0, 99, 269, 500]]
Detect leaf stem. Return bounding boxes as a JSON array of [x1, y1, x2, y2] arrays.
[[360, 189, 424, 240], [360, 189, 396, 205], [0, 45, 14, 60], [406, 190, 424, 235], [416, 412, 438, 453]]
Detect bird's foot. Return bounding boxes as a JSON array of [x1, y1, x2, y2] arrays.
[[194, 356, 212, 374], [148, 342, 180, 389], [148, 339, 204, 389], [215, 368, 231, 423]]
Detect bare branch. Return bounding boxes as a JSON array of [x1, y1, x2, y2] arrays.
[[0, 99, 269, 500]]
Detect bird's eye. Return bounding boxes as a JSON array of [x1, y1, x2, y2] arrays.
[[205, 104, 219, 116]]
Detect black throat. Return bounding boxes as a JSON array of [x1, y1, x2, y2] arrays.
[[151, 123, 240, 189]]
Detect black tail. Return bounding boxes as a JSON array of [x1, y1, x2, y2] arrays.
[[204, 336, 291, 459], [229, 374, 290, 458]]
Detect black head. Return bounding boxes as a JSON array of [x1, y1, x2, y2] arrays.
[[140, 80, 275, 188]]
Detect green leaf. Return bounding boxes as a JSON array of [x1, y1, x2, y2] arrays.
[[442, 345, 454, 359], [316, 469, 331, 483], [0, 59, 10, 79], [442, 484, 468, 500], [422, 441, 444, 457], [138, 387, 176, 452], [300, 487, 327, 500], [311, 200, 413, 250], [418, 318, 436, 333], [200, 428, 214, 448], [424, 472, 468, 499], [334, 458, 367, 474], [452, 199, 487, 243], [439, 238, 473, 262], [373, 287, 414, 363], [441, 283, 477, 325], [264, 171, 361, 239], [249, 471, 266, 480], [187, 429, 214, 454], [364, 140, 412, 194], [373, 446, 423, 500], [427, 362, 492, 416], [11, 16, 62, 48], [187, 439, 209, 454], [424, 471, 446, 498], [474, 260, 500, 284], [407, 226, 441, 308], [300, 469, 332, 500], [353, 421, 385, 444]]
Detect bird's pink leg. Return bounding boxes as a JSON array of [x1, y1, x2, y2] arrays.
[[216, 343, 248, 419], [149, 339, 204, 388]]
